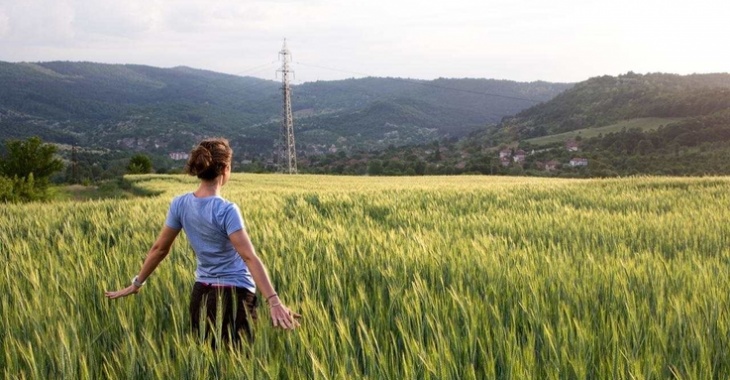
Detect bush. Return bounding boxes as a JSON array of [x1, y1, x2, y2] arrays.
[[0, 174, 47, 202], [127, 154, 153, 174], [0, 176, 14, 202], [0, 136, 63, 202]]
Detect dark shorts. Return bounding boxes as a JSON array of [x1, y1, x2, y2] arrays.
[[189, 282, 258, 348]]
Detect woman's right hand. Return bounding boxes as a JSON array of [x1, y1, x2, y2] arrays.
[[105, 284, 140, 299]]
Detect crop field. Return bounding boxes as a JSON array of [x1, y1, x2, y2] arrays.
[[2, 174, 730, 379]]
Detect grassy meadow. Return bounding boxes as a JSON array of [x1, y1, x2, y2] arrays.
[[524, 117, 685, 146], [1, 174, 729, 379]]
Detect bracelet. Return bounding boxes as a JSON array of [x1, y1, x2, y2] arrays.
[[132, 275, 146, 288], [266, 293, 279, 303]]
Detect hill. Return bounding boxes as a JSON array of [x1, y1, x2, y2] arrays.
[[486, 72, 730, 142], [460, 73, 730, 176], [308, 73, 730, 177], [0, 61, 571, 160]]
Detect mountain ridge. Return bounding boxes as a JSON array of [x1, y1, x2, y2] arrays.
[[0, 60, 571, 158]]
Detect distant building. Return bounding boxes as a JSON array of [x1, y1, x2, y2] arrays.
[[545, 160, 560, 171], [499, 149, 512, 158], [169, 152, 189, 161], [500, 157, 511, 167], [565, 140, 580, 152], [513, 150, 526, 163], [569, 158, 588, 167]]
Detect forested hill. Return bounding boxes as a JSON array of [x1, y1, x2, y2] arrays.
[[0, 61, 282, 152], [491, 72, 730, 141], [433, 72, 730, 177], [306, 72, 730, 177], [0, 61, 571, 157]]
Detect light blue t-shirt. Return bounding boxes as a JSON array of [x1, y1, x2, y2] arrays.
[[165, 193, 255, 292]]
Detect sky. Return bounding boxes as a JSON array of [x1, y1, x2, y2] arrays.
[[0, 0, 728, 84]]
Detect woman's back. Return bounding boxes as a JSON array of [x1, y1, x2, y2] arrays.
[[166, 193, 255, 290]]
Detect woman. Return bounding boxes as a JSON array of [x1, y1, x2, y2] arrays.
[[105, 138, 300, 347]]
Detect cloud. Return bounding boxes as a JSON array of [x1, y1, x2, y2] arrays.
[[0, 0, 728, 82], [0, 8, 9, 38], [70, 0, 157, 39], [0, 0, 75, 43]]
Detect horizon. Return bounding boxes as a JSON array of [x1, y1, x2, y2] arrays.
[[3, 59, 728, 85], [1, 0, 728, 85]]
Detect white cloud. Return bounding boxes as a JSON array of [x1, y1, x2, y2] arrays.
[[0, 0, 728, 82], [0, 8, 9, 38], [1, 0, 75, 43], [69, 0, 158, 38]]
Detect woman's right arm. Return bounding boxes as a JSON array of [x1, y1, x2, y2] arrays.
[[105, 226, 180, 299], [229, 228, 301, 330]]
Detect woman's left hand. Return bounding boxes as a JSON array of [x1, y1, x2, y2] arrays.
[[270, 301, 301, 330], [105, 285, 140, 299]]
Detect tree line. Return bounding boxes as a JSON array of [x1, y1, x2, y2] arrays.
[[0, 136, 157, 202]]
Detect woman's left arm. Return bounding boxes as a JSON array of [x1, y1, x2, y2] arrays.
[[229, 228, 301, 330], [105, 226, 180, 299]]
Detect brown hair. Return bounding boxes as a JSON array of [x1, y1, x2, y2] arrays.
[[185, 138, 233, 180]]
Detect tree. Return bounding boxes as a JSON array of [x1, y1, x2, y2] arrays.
[[127, 154, 153, 174], [1, 136, 63, 182], [0, 136, 63, 202], [637, 139, 654, 156], [413, 160, 426, 175], [367, 159, 384, 176]]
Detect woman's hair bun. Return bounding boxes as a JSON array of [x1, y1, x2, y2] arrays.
[[185, 138, 232, 180]]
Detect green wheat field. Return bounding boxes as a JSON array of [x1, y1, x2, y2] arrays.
[[2, 174, 729, 379]]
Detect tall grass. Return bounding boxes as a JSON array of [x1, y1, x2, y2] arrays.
[[1, 174, 729, 379]]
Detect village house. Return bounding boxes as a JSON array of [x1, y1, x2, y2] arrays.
[[499, 149, 512, 159], [169, 152, 189, 160], [513, 149, 526, 163], [565, 139, 580, 152], [569, 158, 589, 167], [545, 160, 560, 171]]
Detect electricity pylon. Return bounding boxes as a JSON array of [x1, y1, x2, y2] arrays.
[[276, 39, 297, 174]]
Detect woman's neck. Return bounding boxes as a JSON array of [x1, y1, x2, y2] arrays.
[[194, 178, 222, 198]]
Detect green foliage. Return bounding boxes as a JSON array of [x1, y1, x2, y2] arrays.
[[0, 174, 48, 202], [367, 159, 384, 175], [1, 136, 63, 180], [127, 154, 153, 174], [0, 136, 63, 201]]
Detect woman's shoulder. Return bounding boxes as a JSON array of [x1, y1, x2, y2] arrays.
[[169, 192, 194, 206], [212, 196, 239, 210], [171, 192, 194, 201], [209, 197, 241, 218]]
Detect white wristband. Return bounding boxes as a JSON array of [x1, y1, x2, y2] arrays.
[[132, 276, 146, 288]]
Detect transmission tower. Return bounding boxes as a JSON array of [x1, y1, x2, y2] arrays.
[[277, 39, 297, 174]]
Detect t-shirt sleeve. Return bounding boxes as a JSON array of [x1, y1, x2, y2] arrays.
[[165, 198, 183, 230], [223, 203, 245, 235]]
